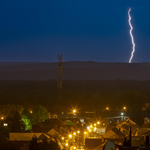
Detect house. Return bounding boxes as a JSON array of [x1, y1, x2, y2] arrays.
[[103, 127, 125, 139], [116, 118, 139, 136], [9, 133, 42, 141]]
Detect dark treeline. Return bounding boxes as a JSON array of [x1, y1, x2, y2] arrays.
[[0, 80, 150, 113]]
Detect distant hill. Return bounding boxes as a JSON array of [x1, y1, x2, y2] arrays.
[[0, 61, 150, 80]]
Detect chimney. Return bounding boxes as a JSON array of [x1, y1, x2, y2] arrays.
[[145, 136, 149, 146], [129, 127, 131, 146]]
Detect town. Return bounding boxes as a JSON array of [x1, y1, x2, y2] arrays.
[[1, 103, 150, 150]]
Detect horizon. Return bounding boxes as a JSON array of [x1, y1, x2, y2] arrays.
[[0, 61, 150, 64]]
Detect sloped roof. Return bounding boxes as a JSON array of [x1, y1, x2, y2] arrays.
[[142, 130, 150, 136], [117, 118, 139, 135], [37, 133, 51, 140], [111, 127, 125, 137]]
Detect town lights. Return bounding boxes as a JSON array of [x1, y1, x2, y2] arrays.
[[84, 131, 87, 134], [90, 125, 93, 128], [65, 143, 68, 147], [89, 129, 91, 132], [106, 107, 109, 110], [123, 106, 126, 110], [121, 112, 124, 116], [30, 110, 33, 114], [94, 123, 96, 126], [77, 131, 80, 134], [1, 117, 4, 120], [73, 147, 76, 149], [73, 109, 76, 114], [73, 132, 76, 135], [97, 121, 100, 125], [69, 134, 72, 138], [61, 137, 64, 140]]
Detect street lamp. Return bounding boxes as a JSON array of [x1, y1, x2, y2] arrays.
[[121, 112, 124, 121], [97, 121, 100, 125], [73, 109, 76, 114], [106, 107, 109, 110], [84, 131, 87, 145], [123, 106, 126, 110]]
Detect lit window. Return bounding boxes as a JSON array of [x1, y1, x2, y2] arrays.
[[3, 123, 8, 126]]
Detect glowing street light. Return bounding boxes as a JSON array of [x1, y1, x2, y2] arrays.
[[90, 125, 93, 128], [77, 130, 80, 134], [121, 112, 124, 116], [61, 137, 64, 140], [73, 132, 76, 135], [94, 123, 96, 126], [73, 109, 76, 114], [97, 121, 100, 125], [30, 110, 32, 114], [1, 117, 4, 120], [69, 134, 72, 138], [106, 107, 109, 110], [73, 146, 76, 149], [123, 106, 126, 110], [65, 143, 68, 147], [84, 131, 87, 135]]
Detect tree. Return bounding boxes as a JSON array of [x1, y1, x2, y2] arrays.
[[10, 111, 24, 132], [0, 104, 24, 118], [21, 109, 32, 130], [32, 105, 49, 123]]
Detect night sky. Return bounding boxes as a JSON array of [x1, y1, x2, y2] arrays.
[[0, 0, 150, 62]]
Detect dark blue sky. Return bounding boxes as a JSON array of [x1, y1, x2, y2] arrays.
[[0, 0, 150, 62]]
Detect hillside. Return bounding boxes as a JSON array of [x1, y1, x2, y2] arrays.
[[0, 62, 150, 80]]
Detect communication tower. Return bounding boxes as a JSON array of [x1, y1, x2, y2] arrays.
[[57, 54, 63, 89]]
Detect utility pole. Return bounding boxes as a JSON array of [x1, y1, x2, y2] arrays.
[[57, 54, 63, 102]]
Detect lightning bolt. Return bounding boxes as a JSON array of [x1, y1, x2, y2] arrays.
[[128, 8, 135, 63]]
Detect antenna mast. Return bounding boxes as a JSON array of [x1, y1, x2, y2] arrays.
[[57, 54, 63, 89]]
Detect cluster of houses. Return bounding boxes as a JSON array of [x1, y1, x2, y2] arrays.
[[2, 113, 150, 150]]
